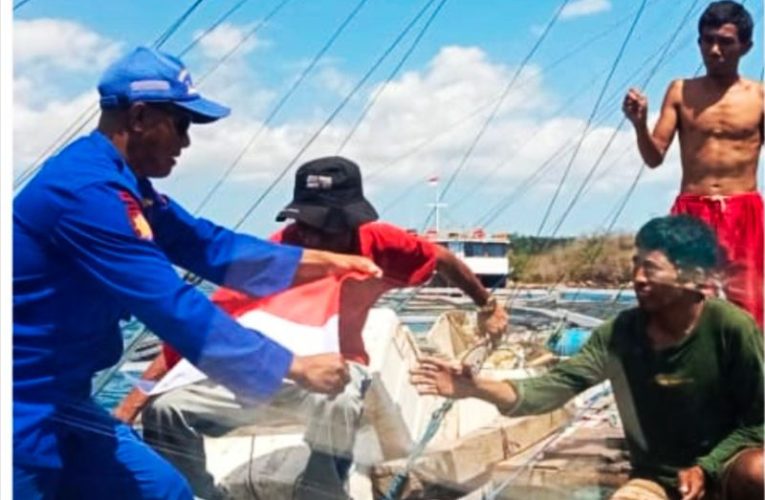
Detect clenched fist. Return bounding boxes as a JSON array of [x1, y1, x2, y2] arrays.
[[288, 353, 350, 395], [623, 87, 648, 126], [477, 297, 508, 341]]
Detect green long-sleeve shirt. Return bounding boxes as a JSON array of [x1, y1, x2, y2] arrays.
[[506, 299, 763, 490]]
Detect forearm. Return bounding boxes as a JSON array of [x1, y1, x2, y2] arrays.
[[504, 338, 607, 416], [290, 248, 380, 286], [153, 198, 302, 296], [113, 354, 170, 423], [633, 123, 665, 167], [291, 249, 336, 285], [468, 377, 519, 413], [435, 249, 491, 305]]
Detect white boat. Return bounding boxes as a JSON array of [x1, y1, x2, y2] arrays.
[[421, 229, 511, 287], [186, 302, 621, 499]]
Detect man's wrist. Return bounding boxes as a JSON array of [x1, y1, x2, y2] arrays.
[[474, 378, 518, 412], [286, 355, 304, 383], [477, 295, 498, 314]]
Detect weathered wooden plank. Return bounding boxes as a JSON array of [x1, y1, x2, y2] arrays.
[[370, 407, 575, 499]]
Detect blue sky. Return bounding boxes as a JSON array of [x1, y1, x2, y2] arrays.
[[12, 0, 765, 237]]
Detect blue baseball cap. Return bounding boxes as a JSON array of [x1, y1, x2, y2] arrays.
[[98, 47, 230, 124]]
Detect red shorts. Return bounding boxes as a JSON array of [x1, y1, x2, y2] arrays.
[[671, 192, 763, 328]]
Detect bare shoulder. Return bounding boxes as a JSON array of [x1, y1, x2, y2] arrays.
[[669, 78, 686, 90], [663, 78, 684, 102], [740, 77, 763, 88], [740, 77, 763, 97], [678, 76, 704, 93]]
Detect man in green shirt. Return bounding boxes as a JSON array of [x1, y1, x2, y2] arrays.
[[411, 215, 763, 500]]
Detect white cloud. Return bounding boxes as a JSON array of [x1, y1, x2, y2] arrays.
[[13, 19, 120, 173], [529, 24, 546, 36], [194, 22, 265, 61], [182, 24, 279, 122], [14, 36, 676, 235], [14, 19, 122, 72], [14, 19, 121, 109], [14, 88, 100, 177], [314, 66, 355, 97], [561, 0, 612, 20]]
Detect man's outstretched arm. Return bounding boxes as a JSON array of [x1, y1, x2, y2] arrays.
[[409, 356, 520, 412], [433, 245, 508, 338], [411, 324, 610, 415]]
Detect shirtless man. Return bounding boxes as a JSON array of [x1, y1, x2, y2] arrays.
[[623, 0, 763, 327]]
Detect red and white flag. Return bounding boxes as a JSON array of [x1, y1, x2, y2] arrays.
[[148, 273, 368, 395], [218, 274, 348, 355], [427, 175, 439, 186]]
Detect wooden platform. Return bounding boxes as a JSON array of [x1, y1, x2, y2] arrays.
[[465, 403, 629, 500], [369, 407, 575, 499]]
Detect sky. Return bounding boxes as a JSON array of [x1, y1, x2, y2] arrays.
[[11, 0, 765, 238]]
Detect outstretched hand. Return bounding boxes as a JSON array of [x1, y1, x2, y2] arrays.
[[325, 252, 383, 278], [409, 356, 476, 399], [294, 249, 382, 285]]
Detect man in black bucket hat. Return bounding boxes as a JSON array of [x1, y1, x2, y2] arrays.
[[136, 156, 508, 499], [276, 156, 379, 234]]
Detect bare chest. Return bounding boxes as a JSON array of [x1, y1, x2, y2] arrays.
[[678, 88, 762, 141]]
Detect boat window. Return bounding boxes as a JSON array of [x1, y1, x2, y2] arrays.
[[464, 242, 508, 257], [437, 241, 464, 253]]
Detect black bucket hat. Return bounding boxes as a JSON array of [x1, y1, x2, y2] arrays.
[[276, 156, 379, 233]]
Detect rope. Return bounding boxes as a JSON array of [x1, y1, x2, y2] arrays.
[[194, 0, 372, 221], [381, 8, 698, 489], [382, 303, 506, 499], [231, 0, 449, 231], [382, 399, 455, 499], [179, 0, 251, 57], [495, 0, 707, 312], [13, 0, 210, 190], [547, 0, 702, 238], [192, 0, 292, 88], [534, 0, 648, 239], [13, 0, 32, 11], [372, 0, 662, 213], [420, 0, 570, 231], [190, 0, 301, 215], [336, 0, 448, 153], [522, 0, 705, 306], [153, 0, 205, 49], [482, 384, 612, 499]]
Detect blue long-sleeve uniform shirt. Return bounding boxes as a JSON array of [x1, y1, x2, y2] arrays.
[[14, 131, 302, 468]]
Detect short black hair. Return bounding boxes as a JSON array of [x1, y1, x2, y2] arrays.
[[635, 215, 721, 271], [699, 1, 754, 45]]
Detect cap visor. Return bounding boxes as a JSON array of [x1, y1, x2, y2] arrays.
[[175, 96, 231, 124]]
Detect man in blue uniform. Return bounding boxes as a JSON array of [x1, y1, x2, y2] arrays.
[[13, 46, 380, 500]]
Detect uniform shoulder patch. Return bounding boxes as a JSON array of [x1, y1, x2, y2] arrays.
[[118, 190, 154, 241]]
